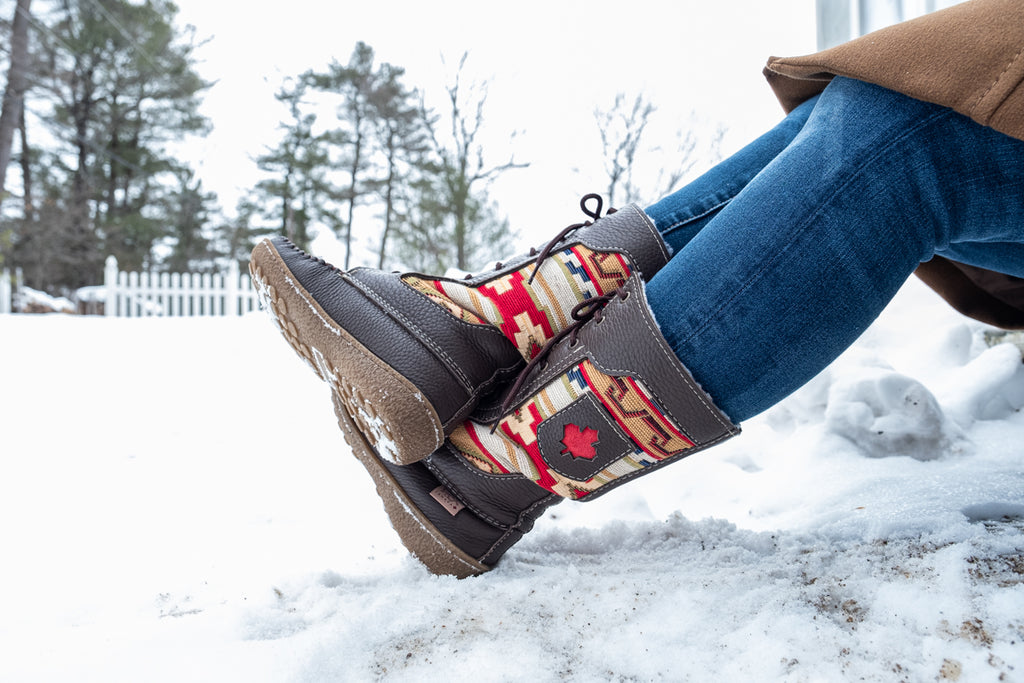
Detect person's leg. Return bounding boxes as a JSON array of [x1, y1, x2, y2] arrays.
[[645, 94, 819, 254], [647, 76, 1024, 424]]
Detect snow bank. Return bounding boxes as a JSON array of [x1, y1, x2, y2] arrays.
[[0, 277, 1021, 682]]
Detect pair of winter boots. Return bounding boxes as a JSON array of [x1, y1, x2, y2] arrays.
[[249, 195, 739, 577]]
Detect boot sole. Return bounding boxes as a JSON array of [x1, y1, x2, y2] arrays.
[[329, 391, 490, 579], [250, 239, 444, 465]]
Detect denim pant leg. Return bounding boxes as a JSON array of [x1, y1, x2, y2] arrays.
[[645, 95, 818, 253], [645, 76, 1024, 423]]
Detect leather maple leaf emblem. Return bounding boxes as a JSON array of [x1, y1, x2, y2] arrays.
[[560, 423, 599, 460]]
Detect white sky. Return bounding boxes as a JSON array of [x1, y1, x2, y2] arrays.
[[171, 0, 817, 262]]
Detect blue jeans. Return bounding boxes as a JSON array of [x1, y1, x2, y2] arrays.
[[644, 76, 1024, 423]]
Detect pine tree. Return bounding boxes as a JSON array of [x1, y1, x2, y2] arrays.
[[0, 0, 32, 200], [16, 0, 210, 289], [305, 42, 379, 269], [0, 0, 32, 270], [161, 167, 217, 273], [251, 79, 330, 252], [368, 61, 429, 269]]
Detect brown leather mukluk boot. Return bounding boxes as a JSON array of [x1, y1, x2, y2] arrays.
[[249, 195, 671, 466], [350, 275, 739, 578]]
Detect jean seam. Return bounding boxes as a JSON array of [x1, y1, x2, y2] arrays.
[[661, 197, 733, 239], [679, 106, 955, 348]]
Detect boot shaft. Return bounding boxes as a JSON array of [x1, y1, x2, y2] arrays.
[[403, 200, 670, 360], [449, 276, 740, 500]]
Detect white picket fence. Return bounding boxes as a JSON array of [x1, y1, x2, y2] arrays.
[[103, 256, 260, 317], [0, 268, 12, 314]]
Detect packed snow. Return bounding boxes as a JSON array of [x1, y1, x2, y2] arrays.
[[1, 276, 1022, 682]]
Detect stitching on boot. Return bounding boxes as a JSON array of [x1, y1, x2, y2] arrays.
[[509, 284, 736, 440], [575, 205, 669, 281], [276, 238, 343, 274], [343, 273, 476, 391], [427, 451, 519, 528], [593, 293, 739, 438], [478, 494, 558, 565], [261, 242, 445, 448], [396, 275, 519, 337], [427, 470, 508, 529]]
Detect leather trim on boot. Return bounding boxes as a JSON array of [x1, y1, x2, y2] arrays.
[[476, 276, 741, 500]]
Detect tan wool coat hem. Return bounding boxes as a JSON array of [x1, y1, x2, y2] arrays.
[[759, 0, 1024, 330]]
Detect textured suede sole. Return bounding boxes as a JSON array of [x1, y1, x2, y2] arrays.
[[329, 392, 491, 579], [250, 240, 444, 464]]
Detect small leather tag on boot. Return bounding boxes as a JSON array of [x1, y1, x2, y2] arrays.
[[430, 486, 465, 516]]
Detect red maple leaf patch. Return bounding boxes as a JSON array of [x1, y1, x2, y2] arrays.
[[560, 423, 599, 460]]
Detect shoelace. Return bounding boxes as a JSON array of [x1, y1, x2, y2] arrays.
[[492, 284, 630, 430], [464, 193, 618, 283]]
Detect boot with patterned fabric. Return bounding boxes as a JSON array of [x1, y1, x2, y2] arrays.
[[343, 274, 739, 577], [249, 195, 671, 466]]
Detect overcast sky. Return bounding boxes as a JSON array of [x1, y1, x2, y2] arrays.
[[170, 0, 817, 262]]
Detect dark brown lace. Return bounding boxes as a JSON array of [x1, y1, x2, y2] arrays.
[[464, 193, 617, 282], [492, 285, 630, 430]]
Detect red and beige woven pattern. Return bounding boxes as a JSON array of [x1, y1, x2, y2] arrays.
[[404, 245, 632, 360], [449, 359, 695, 500]]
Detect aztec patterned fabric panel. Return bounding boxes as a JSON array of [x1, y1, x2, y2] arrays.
[[449, 359, 695, 500], [403, 245, 632, 359]]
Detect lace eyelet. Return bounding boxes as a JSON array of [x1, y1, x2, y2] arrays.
[[568, 339, 579, 348]]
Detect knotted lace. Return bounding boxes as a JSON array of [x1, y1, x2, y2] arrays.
[[464, 193, 617, 283], [492, 284, 631, 430]]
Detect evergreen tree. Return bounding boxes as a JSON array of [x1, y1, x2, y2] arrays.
[[0, 0, 32, 201], [368, 61, 429, 269], [13, 0, 210, 289], [304, 41, 380, 269], [251, 78, 330, 252], [161, 167, 217, 272], [0, 0, 33, 270], [249, 46, 523, 275], [9, 149, 74, 288], [216, 197, 272, 271], [395, 167, 515, 274]]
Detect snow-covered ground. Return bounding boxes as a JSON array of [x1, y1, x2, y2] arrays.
[[1, 277, 1022, 682]]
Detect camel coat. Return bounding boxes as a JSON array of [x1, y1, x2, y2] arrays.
[[763, 0, 1024, 329]]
